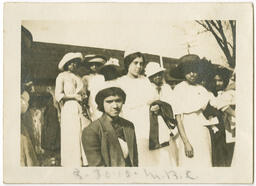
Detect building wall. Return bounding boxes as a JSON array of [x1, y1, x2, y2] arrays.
[[23, 41, 165, 86]]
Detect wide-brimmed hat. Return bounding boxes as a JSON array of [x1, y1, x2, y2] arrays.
[[212, 63, 233, 72], [58, 52, 83, 71], [211, 64, 233, 80], [99, 58, 121, 71], [170, 54, 201, 79], [98, 58, 123, 80], [83, 54, 107, 66], [197, 57, 215, 79], [145, 62, 165, 77]]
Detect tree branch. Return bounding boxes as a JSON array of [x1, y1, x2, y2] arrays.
[[207, 21, 234, 67], [218, 21, 234, 65], [217, 21, 230, 50], [205, 21, 225, 50], [196, 20, 236, 68], [230, 20, 236, 68], [211, 20, 228, 46], [227, 42, 233, 49], [195, 20, 210, 31], [210, 20, 220, 31]]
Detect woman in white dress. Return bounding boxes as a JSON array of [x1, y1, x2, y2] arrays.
[[82, 54, 106, 121], [144, 62, 178, 167], [171, 54, 213, 167], [116, 52, 155, 166], [55, 52, 90, 167]]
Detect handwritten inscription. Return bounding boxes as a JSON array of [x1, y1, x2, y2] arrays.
[[72, 168, 198, 181]]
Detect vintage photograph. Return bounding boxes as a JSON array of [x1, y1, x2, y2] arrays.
[[21, 20, 236, 168], [4, 3, 253, 183]]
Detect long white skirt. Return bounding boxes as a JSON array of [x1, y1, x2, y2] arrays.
[[123, 106, 174, 167], [176, 111, 212, 167], [61, 100, 89, 167]]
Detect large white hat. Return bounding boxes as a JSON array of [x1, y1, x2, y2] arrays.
[[145, 62, 165, 77], [58, 52, 83, 71]]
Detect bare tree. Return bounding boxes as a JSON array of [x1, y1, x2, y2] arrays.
[[196, 20, 236, 68]]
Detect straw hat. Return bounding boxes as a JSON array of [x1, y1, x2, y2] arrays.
[[145, 62, 165, 77], [58, 52, 83, 71], [83, 54, 107, 66]]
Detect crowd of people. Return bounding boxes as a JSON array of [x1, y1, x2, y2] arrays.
[[21, 50, 236, 168]]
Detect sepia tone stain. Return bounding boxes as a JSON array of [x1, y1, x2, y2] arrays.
[[41, 26, 49, 31]]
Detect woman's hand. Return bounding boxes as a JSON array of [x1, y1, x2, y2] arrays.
[[184, 142, 194, 158], [74, 94, 82, 102], [176, 114, 194, 158]]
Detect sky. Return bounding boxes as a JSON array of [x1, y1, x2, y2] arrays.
[[22, 19, 228, 66]]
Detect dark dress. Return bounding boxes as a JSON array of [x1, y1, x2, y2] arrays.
[[41, 103, 60, 152], [203, 103, 234, 166]]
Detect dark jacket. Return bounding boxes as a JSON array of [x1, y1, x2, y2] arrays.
[[149, 100, 177, 150], [82, 115, 138, 167]]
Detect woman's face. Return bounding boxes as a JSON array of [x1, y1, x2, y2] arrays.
[[67, 62, 78, 72], [185, 71, 198, 84], [214, 75, 224, 91], [90, 63, 103, 73], [150, 72, 164, 86], [128, 57, 144, 77]]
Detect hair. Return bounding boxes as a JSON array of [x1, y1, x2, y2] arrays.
[[197, 58, 215, 87], [63, 58, 81, 71], [182, 61, 200, 75], [214, 67, 231, 90], [95, 87, 126, 112], [123, 52, 146, 74], [183, 57, 216, 86], [203, 65, 232, 95], [182, 61, 203, 84]]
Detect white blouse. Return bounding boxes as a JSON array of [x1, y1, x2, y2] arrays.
[[55, 71, 84, 102], [210, 90, 235, 111], [116, 75, 153, 110], [118, 138, 129, 159], [82, 74, 106, 120], [83, 74, 105, 94], [149, 83, 174, 105], [172, 81, 213, 115]]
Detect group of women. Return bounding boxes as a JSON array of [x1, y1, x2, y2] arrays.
[[54, 51, 235, 167]]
